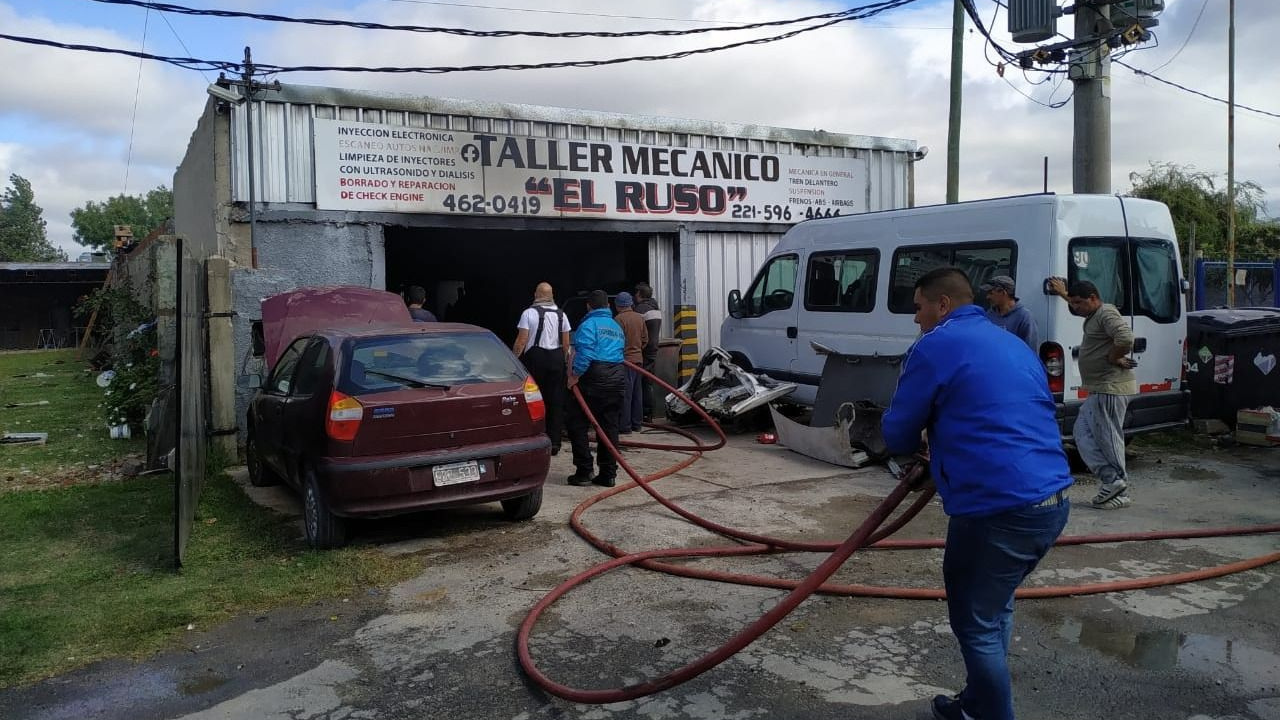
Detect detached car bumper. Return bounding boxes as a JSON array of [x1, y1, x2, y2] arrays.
[[1057, 389, 1189, 440], [314, 435, 550, 518]]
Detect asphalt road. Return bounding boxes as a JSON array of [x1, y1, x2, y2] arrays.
[[4, 430, 1279, 720]]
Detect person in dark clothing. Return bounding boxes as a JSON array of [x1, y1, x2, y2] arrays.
[[406, 285, 437, 322], [612, 291, 648, 434], [512, 282, 572, 456], [565, 290, 627, 488], [632, 282, 662, 420]]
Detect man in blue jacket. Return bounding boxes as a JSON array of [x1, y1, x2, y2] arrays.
[[566, 290, 628, 487], [881, 267, 1072, 720]]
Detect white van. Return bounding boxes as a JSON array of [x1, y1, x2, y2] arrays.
[[719, 194, 1188, 437]]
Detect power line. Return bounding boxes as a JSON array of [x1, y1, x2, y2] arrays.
[[156, 9, 212, 82], [0, 1, 920, 75], [1148, 0, 1209, 75], [89, 0, 891, 40], [379, 0, 742, 24], [123, 4, 150, 196], [1116, 61, 1280, 120]]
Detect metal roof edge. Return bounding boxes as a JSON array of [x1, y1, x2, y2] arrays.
[[0, 262, 111, 271], [260, 83, 919, 153]]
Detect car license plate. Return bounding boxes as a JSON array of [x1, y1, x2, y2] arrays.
[[432, 460, 481, 487]]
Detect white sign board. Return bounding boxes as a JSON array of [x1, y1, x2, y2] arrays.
[[313, 119, 867, 223]]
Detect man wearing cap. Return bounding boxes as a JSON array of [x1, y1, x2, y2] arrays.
[[612, 291, 649, 434], [982, 275, 1038, 351]]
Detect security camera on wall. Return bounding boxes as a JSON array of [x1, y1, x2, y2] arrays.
[[207, 83, 245, 105]]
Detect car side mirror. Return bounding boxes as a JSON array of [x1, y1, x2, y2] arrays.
[[727, 289, 743, 319], [238, 373, 262, 390]]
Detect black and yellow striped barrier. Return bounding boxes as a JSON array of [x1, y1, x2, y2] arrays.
[[674, 305, 699, 381]]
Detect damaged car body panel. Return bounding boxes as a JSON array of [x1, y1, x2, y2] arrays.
[[665, 347, 797, 422]]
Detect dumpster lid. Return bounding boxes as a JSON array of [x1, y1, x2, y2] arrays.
[[1188, 307, 1280, 332]]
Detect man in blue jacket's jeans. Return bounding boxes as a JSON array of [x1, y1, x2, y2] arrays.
[[881, 267, 1073, 720]]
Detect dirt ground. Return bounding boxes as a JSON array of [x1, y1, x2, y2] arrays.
[[3, 429, 1278, 720]]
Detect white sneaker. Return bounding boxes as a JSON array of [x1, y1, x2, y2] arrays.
[[1090, 479, 1128, 506], [1091, 488, 1131, 509]]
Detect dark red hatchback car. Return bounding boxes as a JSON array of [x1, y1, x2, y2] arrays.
[[245, 288, 550, 548]]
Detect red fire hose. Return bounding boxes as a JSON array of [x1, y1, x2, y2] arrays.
[[516, 361, 1280, 704]]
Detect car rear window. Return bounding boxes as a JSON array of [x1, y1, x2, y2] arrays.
[[1068, 237, 1180, 323], [338, 333, 525, 395]]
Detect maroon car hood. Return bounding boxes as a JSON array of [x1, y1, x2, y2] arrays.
[[262, 286, 411, 370]]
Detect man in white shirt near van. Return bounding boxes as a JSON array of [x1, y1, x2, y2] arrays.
[[513, 282, 572, 455], [1048, 277, 1137, 509]]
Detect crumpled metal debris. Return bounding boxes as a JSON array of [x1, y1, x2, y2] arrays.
[[665, 347, 796, 422]]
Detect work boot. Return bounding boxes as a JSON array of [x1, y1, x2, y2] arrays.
[[591, 473, 616, 488], [566, 470, 594, 486]]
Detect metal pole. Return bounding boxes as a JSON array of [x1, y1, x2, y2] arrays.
[[1187, 221, 1196, 311], [1043, 156, 1049, 193], [945, 0, 964, 204], [1225, 0, 1236, 307], [1072, 0, 1111, 193], [243, 46, 257, 268]]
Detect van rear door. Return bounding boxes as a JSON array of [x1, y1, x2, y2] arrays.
[[1065, 228, 1184, 399]]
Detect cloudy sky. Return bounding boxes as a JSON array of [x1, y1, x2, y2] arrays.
[[1, 0, 1276, 256]]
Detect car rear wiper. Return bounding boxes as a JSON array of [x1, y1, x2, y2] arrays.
[[364, 369, 450, 390]]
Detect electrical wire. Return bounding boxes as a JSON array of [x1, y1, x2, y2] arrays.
[[156, 9, 212, 82], [1116, 61, 1280, 120], [0, 1, 920, 75], [1147, 0, 1209, 75], [88, 0, 895, 40], [122, 4, 150, 196]]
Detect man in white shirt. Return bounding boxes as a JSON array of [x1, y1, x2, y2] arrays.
[[513, 282, 573, 455]]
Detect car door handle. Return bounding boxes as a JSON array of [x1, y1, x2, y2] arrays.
[[786, 326, 798, 339], [1133, 337, 1148, 353]]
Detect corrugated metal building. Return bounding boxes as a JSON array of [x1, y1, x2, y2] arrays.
[[172, 83, 917, 436]]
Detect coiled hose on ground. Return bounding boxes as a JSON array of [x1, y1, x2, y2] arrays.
[[516, 361, 1280, 704]]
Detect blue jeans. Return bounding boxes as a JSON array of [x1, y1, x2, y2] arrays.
[[944, 496, 1070, 720], [620, 367, 644, 432]]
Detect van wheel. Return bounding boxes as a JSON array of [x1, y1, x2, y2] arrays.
[[501, 489, 542, 521], [245, 433, 280, 487], [303, 468, 347, 549]]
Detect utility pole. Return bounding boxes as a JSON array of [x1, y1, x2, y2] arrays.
[[1226, 0, 1237, 307], [946, 0, 964, 203], [1071, 0, 1111, 193]]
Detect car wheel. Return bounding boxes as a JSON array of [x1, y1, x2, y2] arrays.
[[245, 433, 281, 487], [303, 468, 347, 549], [501, 488, 543, 521]]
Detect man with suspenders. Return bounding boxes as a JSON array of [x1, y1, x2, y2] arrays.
[[513, 283, 572, 455]]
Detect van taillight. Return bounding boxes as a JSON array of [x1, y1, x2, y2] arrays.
[[326, 390, 364, 441], [1040, 342, 1065, 394], [523, 377, 545, 422]]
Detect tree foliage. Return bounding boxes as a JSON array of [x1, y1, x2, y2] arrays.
[[1126, 162, 1279, 265], [69, 186, 173, 251], [0, 174, 67, 262]]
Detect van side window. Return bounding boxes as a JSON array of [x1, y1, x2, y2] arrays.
[[888, 242, 1016, 313], [804, 251, 879, 312], [744, 254, 798, 316], [1133, 239, 1180, 323]]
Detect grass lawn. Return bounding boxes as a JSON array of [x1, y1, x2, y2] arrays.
[[0, 349, 146, 486], [0, 350, 424, 687]]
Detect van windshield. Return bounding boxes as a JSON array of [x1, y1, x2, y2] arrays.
[[1068, 237, 1180, 323]]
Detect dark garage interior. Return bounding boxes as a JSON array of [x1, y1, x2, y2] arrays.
[[384, 228, 652, 345]]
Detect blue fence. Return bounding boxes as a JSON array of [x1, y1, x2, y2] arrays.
[[1193, 259, 1280, 310]]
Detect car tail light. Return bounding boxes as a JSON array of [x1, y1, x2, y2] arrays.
[[326, 390, 364, 441], [1040, 342, 1065, 394], [523, 377, 545, 422]]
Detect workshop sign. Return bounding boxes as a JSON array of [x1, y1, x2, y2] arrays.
[[313, 119, 868, 223]]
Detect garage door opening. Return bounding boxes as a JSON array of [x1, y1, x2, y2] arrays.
[[384, 227, 652, 345]]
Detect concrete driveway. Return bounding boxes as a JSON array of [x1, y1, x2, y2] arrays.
[[4, 429, 1279, 720]]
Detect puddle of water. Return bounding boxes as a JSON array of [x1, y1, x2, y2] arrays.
[[1059, 619, 1280, 693], [178, 672, 229, 696]]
